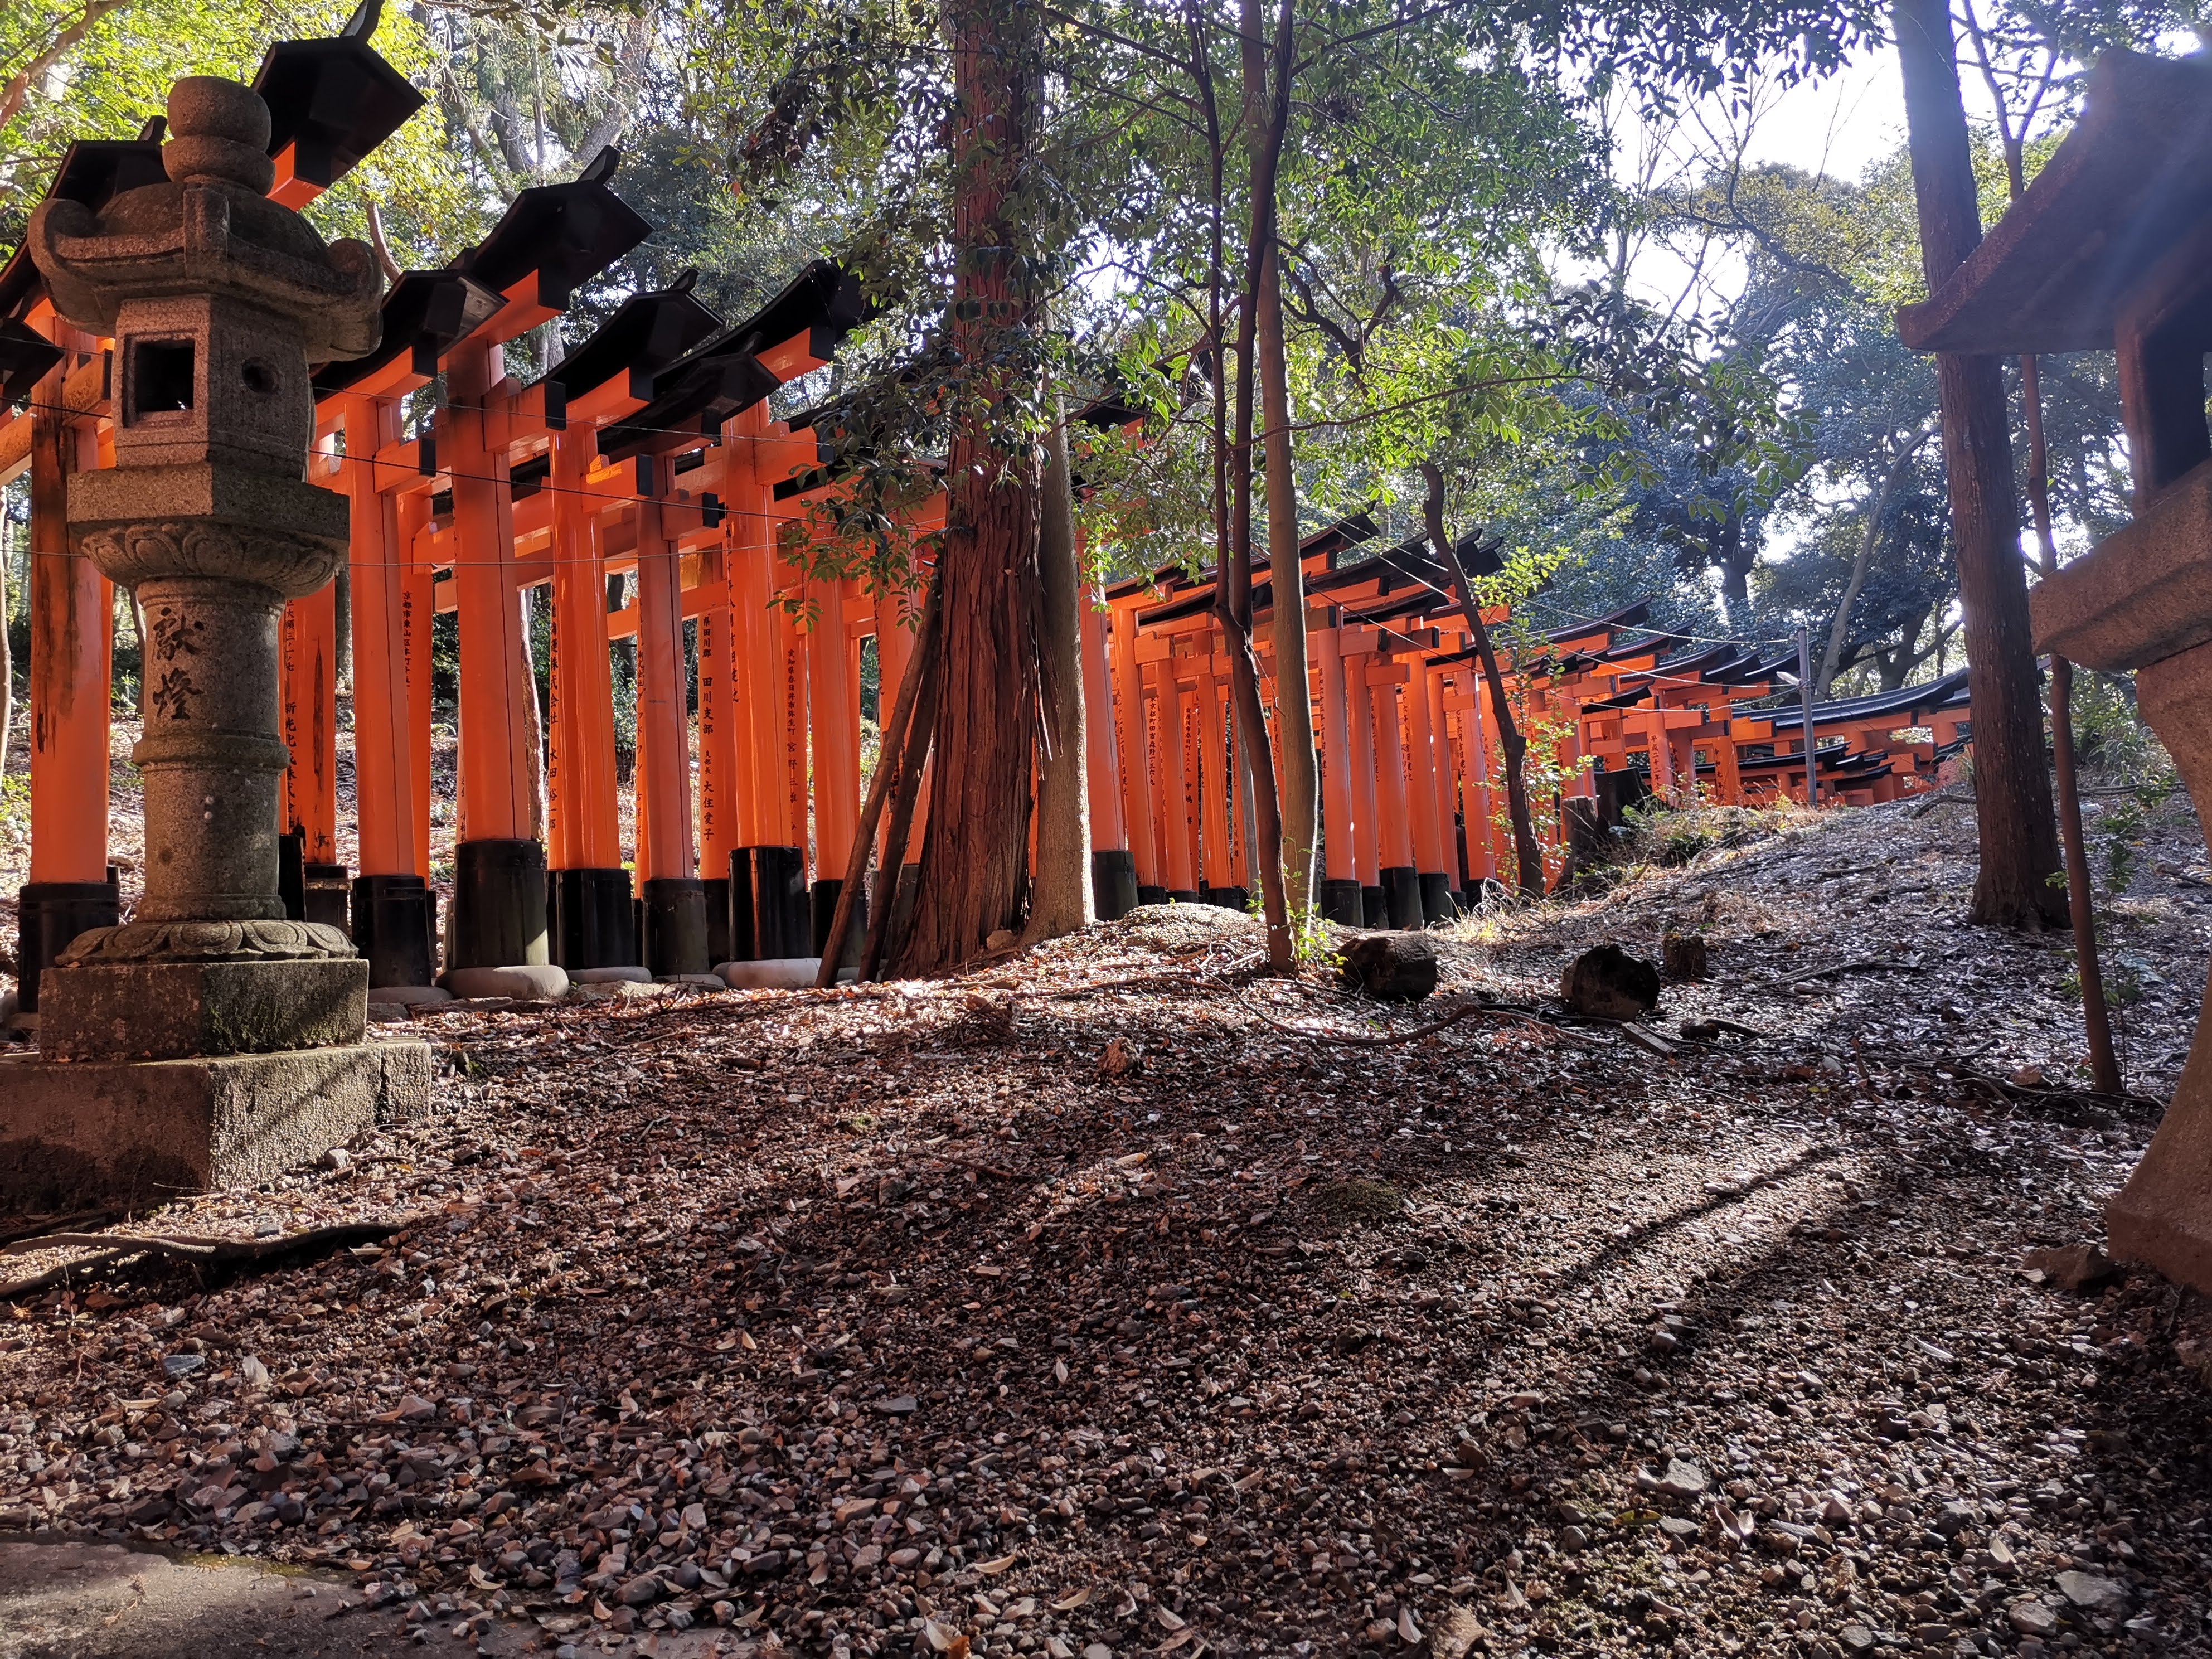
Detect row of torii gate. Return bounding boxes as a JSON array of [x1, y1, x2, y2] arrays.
[[0, 15, 1977, 1004]]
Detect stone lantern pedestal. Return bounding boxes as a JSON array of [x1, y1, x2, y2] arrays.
[[0, 76, 429, 1211]]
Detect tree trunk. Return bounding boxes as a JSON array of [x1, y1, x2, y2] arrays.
[[899, 0, 1044, 975], [334, 563, 352, 689], [1421, 462, 1542, 897], [1893, 0, 2064, 928], [1243, 0, 1315, 920], [1023, 401, 1092, 944], [1215, 0, 1297, 969], [1820, 426, 1931, 695]]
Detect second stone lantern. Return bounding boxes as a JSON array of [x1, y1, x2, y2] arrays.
[[0, 75, 429, 1208]]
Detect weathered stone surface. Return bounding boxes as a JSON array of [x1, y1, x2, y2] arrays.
[[1560, 944, 1662, 1018], [440, 964, 568, 1000], [37, 958, 366, 1061], [717, 958, 823, 990], [1340, 933, 1438, 1002], [0, 1040, 430, 1210], [2102, 638, 2212, 1294], [2024, 1241, 2122, 1292], [364, 984, 451, 1006], [2030, 459, 2212, 672], [570, 966, 652, 985]]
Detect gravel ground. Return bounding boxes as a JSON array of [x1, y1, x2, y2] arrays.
[[3, 789, 2211, 1659]]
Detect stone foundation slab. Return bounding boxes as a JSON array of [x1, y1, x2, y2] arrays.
[[38, 959, 368, 1061], [0, 1040, 431, 1211]]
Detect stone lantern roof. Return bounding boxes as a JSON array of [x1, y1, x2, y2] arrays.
[[1896, 48, 2212, 356]]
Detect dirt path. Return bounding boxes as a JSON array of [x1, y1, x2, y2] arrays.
[[2, 792, 2209, 1658]]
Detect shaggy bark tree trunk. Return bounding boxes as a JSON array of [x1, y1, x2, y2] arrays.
[[1023, 402, 1092, 944], [1893, 0, 2064, 928], [899, 0, 1044, 974]]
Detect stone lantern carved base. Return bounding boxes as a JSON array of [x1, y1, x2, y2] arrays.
[[0, 1041, 431, 1212]]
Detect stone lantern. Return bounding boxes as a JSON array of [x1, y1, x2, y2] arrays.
[[0, 75, 429, 1208]]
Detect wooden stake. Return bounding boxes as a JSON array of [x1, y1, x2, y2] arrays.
[[816, 575, 942, 987]]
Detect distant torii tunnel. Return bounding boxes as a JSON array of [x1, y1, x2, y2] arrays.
[[0, 19, 1978, 1010]]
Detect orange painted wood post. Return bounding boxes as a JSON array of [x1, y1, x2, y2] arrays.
[[1154, 666, 1199, 898], [632, 455, 707, 974], [1108, 603, 1159, 899], [1344, 648, 1381, 921], [1194, 648, 1233, 900], [544, 421, 635, 970], [400, 487, 435, 884], [1080, 585, 1137, 917], [1313, 623, 1362, 924], [279, 580, 338, 866], [777, 601, 810, 864], [1424, 664, 1462, 896], [1370, 668, 1420, 926], [340, 394, 418, 878], [20, 350, 115, 1013], [1454, 678, 1494, 885], [338, 394, 440, 987], [806, 566, 860, 952], [441, 338, 547, 968], [1404, 657, 1451, 921]]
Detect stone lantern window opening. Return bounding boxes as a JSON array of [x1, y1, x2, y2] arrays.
[[127, 337, 196, 421]]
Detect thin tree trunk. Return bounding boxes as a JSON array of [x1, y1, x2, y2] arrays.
[[1242, 0, 1315, 921], [817, 575, 941, 986], [863, 644, 943, 982], [1893, 0, 2064, 928], [899, 0, 1044, 975], [1211, 0, 1297, 969], [1820, 425, 1932, 695], [1023, 400, 1092, 944], [1421, 462, 1542, 897]]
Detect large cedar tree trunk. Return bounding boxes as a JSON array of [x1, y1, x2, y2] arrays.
[[1893, 0, 2063, 927], [899, 0, 1044, 974]]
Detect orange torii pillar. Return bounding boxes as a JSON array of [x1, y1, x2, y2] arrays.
[[1313, 624, 1363, 925], [1108, 599, 1163, 905], [1423, 662, 1466, 901], [278, 435, 343, 932], [630, 453, 709, 976], [1452, 670, 1500, 889], [1341, 635, 1384, 926], [1404, 657, 1457, 923], [1081, 588, 1139, 918], [1193, 646, 1241, 908], [18, 344, 116, 1016], [1152, 664, 1200, 901], [731, 513, 809, 959], [1369, 658, 1422, 929], [805, 566, 860, 953], [544, 418, 637, 972], [442, 336, 549, 973], [697, 408, 764, 965], [337, 391, 438, 988]]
